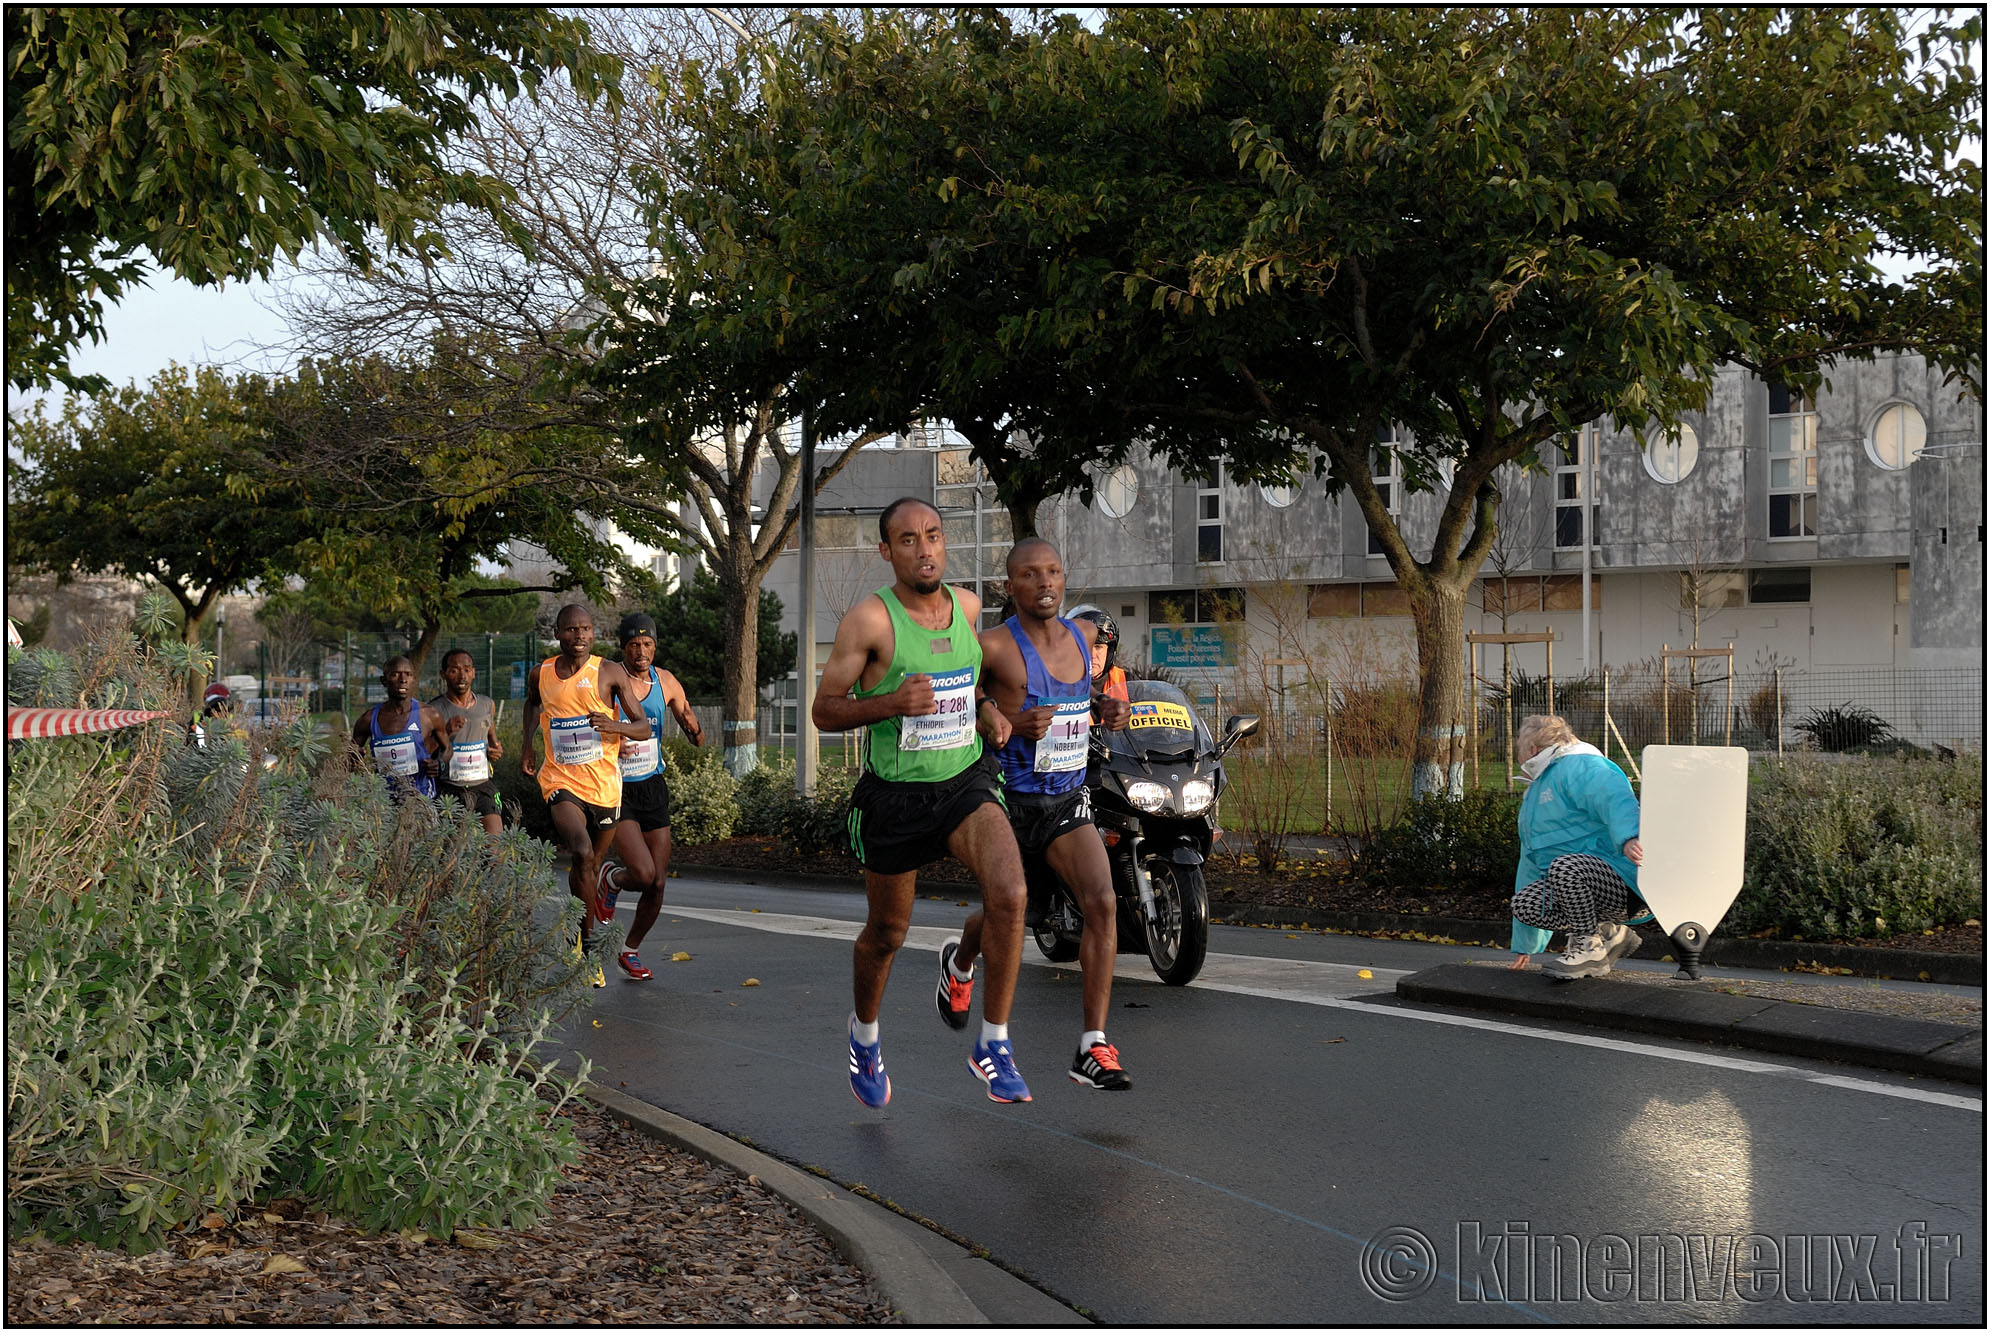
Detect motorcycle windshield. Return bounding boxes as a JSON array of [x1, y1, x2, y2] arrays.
[[1108, 680, 1212, 758]]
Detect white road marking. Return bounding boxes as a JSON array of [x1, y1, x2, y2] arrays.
[[656, 904, 1982, 1113]]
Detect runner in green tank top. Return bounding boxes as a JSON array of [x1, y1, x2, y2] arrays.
[[813, 497, 1035, 1107]]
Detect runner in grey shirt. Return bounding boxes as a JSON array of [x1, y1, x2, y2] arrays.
[[431, 648, 505, 835]]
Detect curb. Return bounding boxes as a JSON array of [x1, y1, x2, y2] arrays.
[[676, 863, 1982, 985], [580, 1083, 1085, 1326], [1395, 963, 1985, 1085]]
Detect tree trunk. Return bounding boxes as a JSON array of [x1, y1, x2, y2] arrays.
[[1405, 572, 1470, 800], [717, 559, 762, 778], [407, 617, 444, 677]]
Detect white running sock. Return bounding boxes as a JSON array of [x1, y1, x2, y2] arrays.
[[948, 953, 975, 981], [1081, 1030, 1107, 1051], [851, 1014, 880, 1045], [980, 1020, 1009, 1045]]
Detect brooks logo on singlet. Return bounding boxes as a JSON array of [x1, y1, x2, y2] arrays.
[[858, 586, 983, 785]]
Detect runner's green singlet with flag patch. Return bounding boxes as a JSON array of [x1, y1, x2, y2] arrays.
[[855, 585, 983, 783]]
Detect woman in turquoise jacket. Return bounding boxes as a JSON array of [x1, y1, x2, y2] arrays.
[[1507, 715, 1647, 980]]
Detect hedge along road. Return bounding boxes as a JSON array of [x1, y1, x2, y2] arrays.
[[551, 875, 1983, 1325]]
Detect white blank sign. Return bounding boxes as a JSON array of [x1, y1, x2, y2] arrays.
[[1636, 745, 1750, 939]]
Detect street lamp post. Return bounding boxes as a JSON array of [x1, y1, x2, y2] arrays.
[[797, 411, 819, 797]]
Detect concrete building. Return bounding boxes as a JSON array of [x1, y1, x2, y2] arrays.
[[760, 355, 1983, 748]]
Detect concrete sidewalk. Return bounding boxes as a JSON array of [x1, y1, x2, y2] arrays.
[[1395, 962, 1984, 1084]]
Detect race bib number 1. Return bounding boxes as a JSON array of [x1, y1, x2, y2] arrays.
[[899, 667, 977, 752], [448, 739, 491, 784], [1033, 697, 1091, 773], [550, 715, 603, 767]]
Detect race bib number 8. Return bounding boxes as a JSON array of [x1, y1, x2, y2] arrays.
[[371, 732, 420, 778], [1033, 697, 1091, 773], [550, 715, 603, 766], [899, 667, 977, 752], [448, 739, 491, 784]]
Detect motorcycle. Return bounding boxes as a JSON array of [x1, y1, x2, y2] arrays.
[[1026, 680, 1259, 985]]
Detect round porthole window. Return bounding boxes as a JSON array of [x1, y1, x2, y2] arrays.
[[1095, 464, 1140, 518], [1641, 423, 1699, 484], [1260, 482, 1299, 509], [1867, 402, 1926, 470]]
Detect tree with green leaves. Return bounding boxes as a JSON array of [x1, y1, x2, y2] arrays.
[[8, 365, 302, 648], [639, 567, 796, 702], [5, 6, 619, 390], [665, 7, 1982, 798], [244, 345, 671, 673]]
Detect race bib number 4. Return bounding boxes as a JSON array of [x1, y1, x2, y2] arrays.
[[1033, 697, 1092, 773], [550, 714, 603, 767], [448, 739, 491, 784], [619, 734, 660, 779], [899, 667, 977, 752], [371, 732, 420, 778]]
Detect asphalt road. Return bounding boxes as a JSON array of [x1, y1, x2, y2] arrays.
[[551, 873, 1983, 1325]]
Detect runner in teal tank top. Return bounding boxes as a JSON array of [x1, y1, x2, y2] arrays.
[[812, 497, 1035, 1108]]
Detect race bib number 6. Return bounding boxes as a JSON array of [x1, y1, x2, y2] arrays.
[[371, 732, 420, 778], [900, 667, 977, 752]]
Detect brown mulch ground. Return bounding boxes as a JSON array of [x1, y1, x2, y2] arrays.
[[672, 838, 1983, 954], [6, 1105, 893, 1326]]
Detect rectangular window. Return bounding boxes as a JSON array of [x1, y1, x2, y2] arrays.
[[1678, 571, 1743, 611], [1151, 587, 1246, 625], [1748, 566, 1811, 605], [1308, 584, 1362, 617], [1482, 577, 1542, 614], [1541, 575, 1603, 613], [1369, 425, 1403, 556], [1768, 383, 1818, 538], [1197, 467, 1224, 563], [1553, 425, 1601, 549], [1362, 583, 1409, 616]]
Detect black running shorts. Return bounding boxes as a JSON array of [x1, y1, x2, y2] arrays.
[[1007, 785, 1094, 859], [437, 778, 501, 819], [547, 788, 619, 831], [847, 749, 1006, 876], [620, 773, 672, 833]]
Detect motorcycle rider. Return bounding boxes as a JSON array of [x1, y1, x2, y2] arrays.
[[1069, 604, 1128, 703], [968, 538, 1135, 1090]]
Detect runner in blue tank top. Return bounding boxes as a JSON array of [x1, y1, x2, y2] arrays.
[[972, 537, 1136, 1091], [349, 655, 447, 801]]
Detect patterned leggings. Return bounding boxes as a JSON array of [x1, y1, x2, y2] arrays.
[[1511, 854, 1634, 943]]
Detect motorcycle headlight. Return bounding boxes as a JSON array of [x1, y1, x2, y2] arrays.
[[1180, 778, 1214, 814], [1125, 779, 1170, 813]]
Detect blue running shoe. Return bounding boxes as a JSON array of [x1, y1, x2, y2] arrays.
[[968, 1038, 1032, 1103], [849, 1029, 890, 1108]]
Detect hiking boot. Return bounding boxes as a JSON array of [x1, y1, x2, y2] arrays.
[[849, 1029, 890, 1108], [1543, 930, 1611, 982], [1070, 1042, 1132, 1091], [969, 1038, 1032, 1103], [935, 938, 974, 1031], [1600, 921, 1641, 966]]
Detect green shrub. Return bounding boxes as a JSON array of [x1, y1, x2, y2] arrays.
[[7, 852, 582, 1250], [667, 751, 739, 845], [735, 756, 800, 836], [1355, 787, 1523, 899], [1793, 702, 1894, 752], [1729, 753, 1983, 939], [6, 613, 596, 1250], [789, 763, 858, 857]]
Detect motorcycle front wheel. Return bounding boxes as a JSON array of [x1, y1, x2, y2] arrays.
[[1033, 889, 1081, 962], [1143, 860, 1208, 986]]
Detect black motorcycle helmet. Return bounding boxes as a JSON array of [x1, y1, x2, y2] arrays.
[[1067, 604, 1119, 673]]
